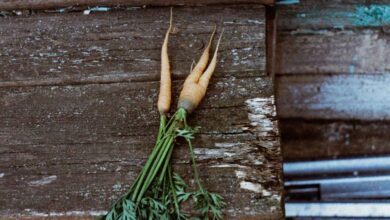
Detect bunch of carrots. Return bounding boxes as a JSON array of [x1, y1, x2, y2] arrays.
[[102, 9, 224, 220]]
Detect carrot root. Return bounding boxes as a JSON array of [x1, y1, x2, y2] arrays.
[[178, 29, 223, 113], [157, 8, 173, 114], [183, 26, 216, 85]]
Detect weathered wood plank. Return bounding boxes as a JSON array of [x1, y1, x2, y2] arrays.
[[0, 6, 283, 219], [0, 0, 275, 10], [0, 78, 273, 145], [281, 119, 390, 161], [276, 0, 390, 75], [0, 6, 266, 86], [276, 74, 390, 120], [278, 0, 390, 30], [275, 0, 390, 161], [276, 29, 390, 75]]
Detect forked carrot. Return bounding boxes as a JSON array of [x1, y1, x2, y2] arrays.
[[198, 29, 224, 89], [178, 30, 223, 113], [183, 27, 216, 84]]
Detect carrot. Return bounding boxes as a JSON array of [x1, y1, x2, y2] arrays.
[[178, 30, 223, 113], [157, 8, 173, 114], [183, 26, 216, 85], [198, 29, 223, 89], [104, 16, 225, 220]]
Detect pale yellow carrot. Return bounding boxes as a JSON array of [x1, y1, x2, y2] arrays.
[[157, 8, 173, 114], [198, 30, 223, 89], [178, 29, 223, 113], [183, 27, 216, 84]]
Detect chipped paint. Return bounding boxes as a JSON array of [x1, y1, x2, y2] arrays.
[[28, 175, 57, 186], [245, 96, 279, 137], [292, 4, 390, 28], [209, 164, 249, 169], [21, 210, 107, 217], [84, 6, 111, 15], [247, 19, 264, 25], [112, 183, 122, 191], [240, 181, 263, 193], [353, 5, 390, 26], [235, 170, 247, 179]]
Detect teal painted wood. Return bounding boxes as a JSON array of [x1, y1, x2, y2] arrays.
[[279, 1, 390, 30], [276, 0, 390, 161]]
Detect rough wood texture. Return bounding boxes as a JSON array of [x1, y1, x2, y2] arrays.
[[276, 0, 390, 75], [276, 30, 390, 75], [281, 119, 390, 161], [278, 0, 390, 30], [276, 0, 390, 160], [276, 74, 390, 120], [0, 6, 283, 219], [0, 0, 275, 10]]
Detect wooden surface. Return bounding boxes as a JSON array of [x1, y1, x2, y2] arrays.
[[276, 0, 390, 160], [282, 119, 390, 161], [0, 0, 275, 10], [0, 6, 283, 219], [276, 74, 390, 120]]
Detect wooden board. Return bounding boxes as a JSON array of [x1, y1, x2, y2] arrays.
[[276, 0, 390, 75], [0, 0, 275, 10], [278, 0, 390, 30], [276, 74, 390, 120], [281, 119, 390, 161], [0, 5, 283, 220], [276, 30, 390, 75], [275, 0, 390, 161]]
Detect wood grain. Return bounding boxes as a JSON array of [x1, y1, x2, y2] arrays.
[[276, 30, 390, 75], [281, 119, 390, 161], [278, 0, 390, 30], [275, 0, 390, 161], [276, 74, 390, 120], [0, 0, 275, 10], [276, 0, 390, 75], [0, 5, 283, 219], [0, 6, 266, 85]]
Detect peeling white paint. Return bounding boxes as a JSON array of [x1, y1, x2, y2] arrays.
[[247, 19, 264, 25], [194, 144, 253, 160], [245, 96, 279, 138], [112, 183, 122, 191], [134, 58, 152, 62], [214, 142, 237, 148], [235, 170, 247, 179], [262, 189, 272, 196], [194, 148, 241, 159], [240, 181, 263, 193], [28, 175, 57, 186], [21, 210, 107, 217], [210, 164, 249, 169]]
